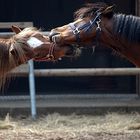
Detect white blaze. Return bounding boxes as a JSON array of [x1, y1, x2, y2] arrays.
[[27, 37, 44, 48]]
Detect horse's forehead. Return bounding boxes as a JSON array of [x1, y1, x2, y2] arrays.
[[27, 31, 41, 37], [27, 37, 44, 48], [32, 32, 43, 38], [32, 33, 50, 42], [16, 31, 45, 41]]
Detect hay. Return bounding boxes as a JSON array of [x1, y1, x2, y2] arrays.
[[0, 113, 15, 130], [0, 112, 140, 139], [3, 112, 140, 131]]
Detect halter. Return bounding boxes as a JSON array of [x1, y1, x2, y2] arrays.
[[68, 11, 102, 44], [20, 38, 56, 61], [25, 36, 56, 61], [45, 43, 55, 60], [35, 43, 56, 61]]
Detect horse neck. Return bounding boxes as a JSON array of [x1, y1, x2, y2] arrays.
[[100, 15, 140, 67], [99, 16, 126, 50]]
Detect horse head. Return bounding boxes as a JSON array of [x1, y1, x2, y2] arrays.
[[11, 25, 81, 63], [0, 25, 82, 90], [49, 3, 115, 46], [49, 2, 140, 67]]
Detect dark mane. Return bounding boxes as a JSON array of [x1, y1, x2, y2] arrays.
[[74, 2, 108, 20], [114, 14, 140, 43]]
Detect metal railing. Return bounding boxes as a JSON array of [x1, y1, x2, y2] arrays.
[[1, 31, 140, 119]]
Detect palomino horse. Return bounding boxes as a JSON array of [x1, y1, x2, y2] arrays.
[[0, 26, 80, 89], [49, 2, 140, 67]]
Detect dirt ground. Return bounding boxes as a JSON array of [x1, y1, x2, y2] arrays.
[[0, 112, 140, 140], [0, 130, 140, 140]]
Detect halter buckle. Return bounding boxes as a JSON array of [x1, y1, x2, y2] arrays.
[[96, 20, 101, 31], [73, 28, 80, 35]]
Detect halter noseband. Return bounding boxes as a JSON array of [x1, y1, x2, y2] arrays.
[[68, 11, 102, 44], [36, 43, 55, 61]]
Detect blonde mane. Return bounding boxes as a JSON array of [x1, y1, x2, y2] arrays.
[[0, 27, 40, 91], [15, 27, 40, 38]]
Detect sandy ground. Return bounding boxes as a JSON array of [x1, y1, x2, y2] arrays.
[[0, 112, 140, 140]]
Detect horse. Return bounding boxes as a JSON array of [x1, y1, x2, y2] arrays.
[[49, 2, 140, 67], [0, 25, 80, 90]]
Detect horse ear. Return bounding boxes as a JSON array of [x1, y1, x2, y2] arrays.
[[11, 25, 22, 34], [102, 4, 116, 15]]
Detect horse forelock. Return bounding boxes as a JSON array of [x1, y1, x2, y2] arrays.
[[74, 2, 108, 20], [15, 27, 41, 39]]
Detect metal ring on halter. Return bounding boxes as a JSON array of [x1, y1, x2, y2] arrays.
[[73, 28, 80, 35], [96, 20, 101, 31]]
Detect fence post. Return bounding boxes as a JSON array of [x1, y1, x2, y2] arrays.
[[28, 60, 37, 119]]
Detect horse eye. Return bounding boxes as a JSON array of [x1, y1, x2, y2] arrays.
[[79, 15, 84, 18]]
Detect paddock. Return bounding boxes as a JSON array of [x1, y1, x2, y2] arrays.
[[0, 0, 140, 139], [0, 31, 140, 139], [0, 112, 140, 139]]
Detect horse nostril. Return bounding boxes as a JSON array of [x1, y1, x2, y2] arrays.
[[49, 31, 60, 42]]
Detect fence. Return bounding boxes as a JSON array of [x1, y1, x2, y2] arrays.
[[1, 31, 140, 118], [10, 68, 140, 77]]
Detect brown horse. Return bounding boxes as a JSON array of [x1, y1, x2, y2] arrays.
[[11, 26, 79, 62], [49, 2, 140, 67], [0, 26, 79, 90]]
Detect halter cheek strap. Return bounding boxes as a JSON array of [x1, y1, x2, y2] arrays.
[[69, 23, 81, 43], [45, 43, 55, 60], [85, 12, 102, 32], [68, 11, 102, 44]]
